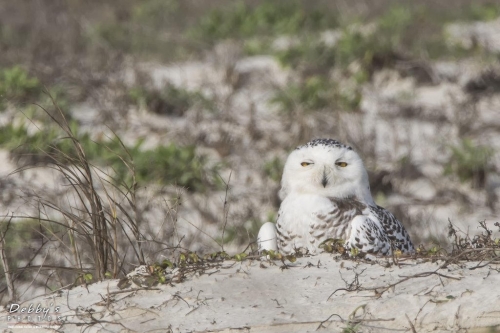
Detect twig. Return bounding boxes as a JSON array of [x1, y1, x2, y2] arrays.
[[327, 268, 365, 300], [316, 313, 343, 330], [0, 214, 16, 301], [366, 271, 460, 296], [219, 171, 232, 251], [103, 287, 161, 296], [405, 313, 417, 333]]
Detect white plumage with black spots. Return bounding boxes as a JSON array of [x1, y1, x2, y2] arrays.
[[257, 138, 414, 256]]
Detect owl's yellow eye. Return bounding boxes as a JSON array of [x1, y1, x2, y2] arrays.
[[336, 162, 348, 167], [301, 162, 312, 167]]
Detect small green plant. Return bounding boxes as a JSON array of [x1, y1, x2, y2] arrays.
[[0, 123, 66, 164], [219, 218, 263, 246], [131, 0, 179, 29], [128, 84, 214, 116], [272, 74, 363, 112], [219, 212, 276, 247], [335, 29, 375, 69], [319, 238, 346, 254], [2, 219, 58, 254], [342, 323, 361, 333], [376, 5, 412, 50], [0, 66, 41, 109], [275, 40, 336, 70], [189, 1, 338, 43], [335, 7, 411, 70], [464, 3, 500, 21], [24, 85, 73, 121], [0, 218, 62, 286], [272, 76, 333, 112], [119, 143, 216, 192], [0, 122, 218, 192], [444, 138, 493, 188], [88, 0, 186, 60], [263, 157, 284, 182]]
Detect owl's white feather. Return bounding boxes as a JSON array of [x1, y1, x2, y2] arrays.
[[257, 222, 278, 252], [260, 138, 414, 256]]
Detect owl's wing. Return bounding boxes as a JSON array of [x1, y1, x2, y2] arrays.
[[346, 215, 391, 256], [309, 197, 366, 242], [369, 205, 415, 253], [315, 199, 399, 256]]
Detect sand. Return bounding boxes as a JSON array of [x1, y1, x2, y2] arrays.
[[2, 253, 500, 333]]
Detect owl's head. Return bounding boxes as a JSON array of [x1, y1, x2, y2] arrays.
[[279, 139, 374, 204]]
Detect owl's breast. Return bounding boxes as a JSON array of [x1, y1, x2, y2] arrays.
[[276, 194, 352, 254]]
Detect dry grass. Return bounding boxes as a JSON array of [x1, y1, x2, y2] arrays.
[[0, 97, 184, 303]]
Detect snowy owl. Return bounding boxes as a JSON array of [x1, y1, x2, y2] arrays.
[[258, 138, 414, 256]]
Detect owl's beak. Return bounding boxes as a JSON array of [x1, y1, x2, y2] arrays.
[[321, 168, 328, 187]]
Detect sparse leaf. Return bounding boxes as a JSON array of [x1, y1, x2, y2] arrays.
[[234, 253, 247, 261]]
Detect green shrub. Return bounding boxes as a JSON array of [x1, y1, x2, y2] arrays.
[[275, 40, 337, 70], [131, 0, 179, 29], [0, 66, 41, 109], [88, 0, 186, 60], [0, 122, 218, 192], [22, 85, 73, 123], [0, 123, 64, 164], [128, 84, 214, 116], [219, 213, 276, 246], [272, 74, 363, 112], [0, 219, 61, 281], [399, 4, 498, 60], [335, 7, 411, 69], [272, 76, 333, 112], [114, 143, 215, 192], [189, 1, 338, 43], [264, 157, 284, 182], [444, 138, 494, 188], [464, 3, 500, 21]]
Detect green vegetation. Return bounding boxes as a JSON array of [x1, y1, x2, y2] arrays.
[[0, 66, 74, 121], [0, 66, 41, 109], [272, 74, 362, 112], [219, 218, 263, 246], [272, 76, 332, 112], [274, 39, 337, 70], [88, 0, 189, 60], [463, 3, 500, 21], [2, 219, 56, 253], [0, 122, 218, 192], [444, 138, 493, 188], [219, 212, 276, 246], [128, 84, 214, 116], [189, 1, 338, 43], [125, 143, 215, 192], [271, 6, 410, 73], [268, 7, 413, 112], [0, 219, 61, 281], [263, 157, 284, 182], [268, 3, 500, 113]]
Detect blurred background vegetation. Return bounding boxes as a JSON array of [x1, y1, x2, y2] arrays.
[[1, 0, 500, 300], [2, 0, 500, 71], [1, 0, 499, 184]]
